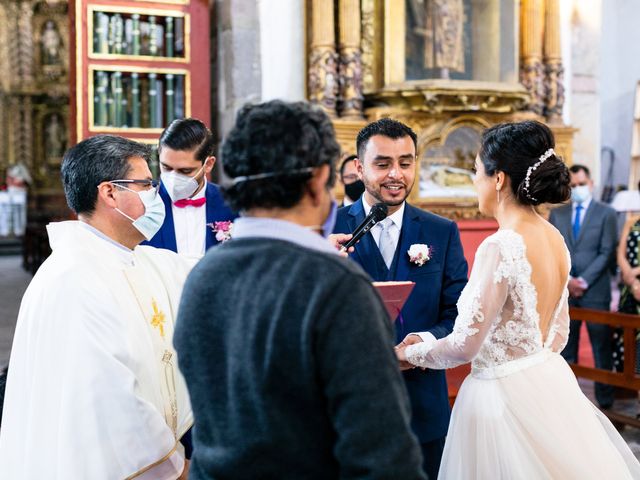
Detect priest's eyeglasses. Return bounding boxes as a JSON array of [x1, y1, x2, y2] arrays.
[[110, 179, 160, 196]]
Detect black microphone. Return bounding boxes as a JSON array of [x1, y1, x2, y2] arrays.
[[341, 203, 388, 250]]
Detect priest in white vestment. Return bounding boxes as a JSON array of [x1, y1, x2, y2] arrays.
[[0, 135, 195, 479]]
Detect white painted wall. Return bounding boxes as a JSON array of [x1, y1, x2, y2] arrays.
[[258, 0, 306, 102], [599, 0, 640, 189], [565, 0, 602, 185]]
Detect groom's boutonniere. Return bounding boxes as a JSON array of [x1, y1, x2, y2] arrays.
[[208, 221, 233, 243], [408, 244, 431, 266]]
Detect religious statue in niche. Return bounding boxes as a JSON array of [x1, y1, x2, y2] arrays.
[[407, 0, 465, 80], [44, 113, 66, 161], [419, 124, 481, 199], [41, 20, 62, 66]]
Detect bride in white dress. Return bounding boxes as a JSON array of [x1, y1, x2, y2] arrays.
[[396, 120, 640, 479]]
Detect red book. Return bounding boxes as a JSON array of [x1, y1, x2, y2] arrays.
[[373, 281, 415, 322]]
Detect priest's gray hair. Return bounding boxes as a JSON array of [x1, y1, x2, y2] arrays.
[[61, 135, 152, 215]]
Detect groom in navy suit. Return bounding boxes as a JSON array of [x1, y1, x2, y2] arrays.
[[334, 119, 468, 479], [144, 118, 236, 255]]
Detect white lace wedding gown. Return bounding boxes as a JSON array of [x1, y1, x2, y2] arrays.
[[405, 229, 640, 479]]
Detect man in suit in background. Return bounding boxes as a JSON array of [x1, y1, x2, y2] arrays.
[[144, 118, 236, 255], [338, 154, 365, 206], [333, 118, 468, 479], [549, 164, 618, 409]]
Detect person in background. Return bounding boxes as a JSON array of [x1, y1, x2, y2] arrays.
[[144, 118, 236, 255], [174, 100, 425, 480], [616, 183, 640, 374], [339, 154, 365, 206], [548, 164, 618, 410]]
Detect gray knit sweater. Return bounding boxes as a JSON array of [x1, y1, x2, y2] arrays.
[[174, 238, 426, 480]]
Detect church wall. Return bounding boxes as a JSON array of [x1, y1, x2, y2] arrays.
[[599, 0, 640, 190], [564, 0, 602, 185], [258, 0, 305, 102]]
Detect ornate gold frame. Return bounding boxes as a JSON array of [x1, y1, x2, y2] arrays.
[[87, 64, 191, 134], [87, 4, 190, 64]]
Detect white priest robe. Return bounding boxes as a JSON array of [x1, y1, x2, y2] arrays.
[[0, 221, 195, 479]]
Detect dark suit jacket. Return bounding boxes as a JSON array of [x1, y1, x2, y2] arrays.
[[143, 182, 236, 252], [334, 200, 468, 442], [549, 200, 617, 309]]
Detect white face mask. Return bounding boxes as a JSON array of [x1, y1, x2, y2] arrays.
[[571, 185, 590, 204], [161, 165, 205, 201], [114, 186, 166, 240]]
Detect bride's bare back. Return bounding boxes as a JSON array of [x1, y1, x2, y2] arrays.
[[515, 217, 570, 342]]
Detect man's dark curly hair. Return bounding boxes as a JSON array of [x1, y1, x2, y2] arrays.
[[221, 100, 340, 212]]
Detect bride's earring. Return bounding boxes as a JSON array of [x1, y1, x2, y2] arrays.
[[496, 187, 500, 204]]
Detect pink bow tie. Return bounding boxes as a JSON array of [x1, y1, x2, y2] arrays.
[[174, 197, 206, 208]]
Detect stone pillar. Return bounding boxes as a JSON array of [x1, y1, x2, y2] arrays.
[[519, 0, 545, 116], [337, 0, 363, 119], [308, 0, 338, 117], [258, 0, 305, 102], [214, 0, 262, 138], [543, 0, 564, 123]]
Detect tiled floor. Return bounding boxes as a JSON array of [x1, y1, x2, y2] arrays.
[[0, 255, 31, 369]]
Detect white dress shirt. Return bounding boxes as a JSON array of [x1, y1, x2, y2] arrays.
[[172, 185, 207, 256], [362, 196, 404, 251], [361, 197, 437, 345]]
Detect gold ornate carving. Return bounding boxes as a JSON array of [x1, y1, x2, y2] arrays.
[[519, 0, 545, 116], [369, 80, 529, 115], [338, 46, 363, 118], [308, 0, 338, 116], [360, 0, 382, 93], [337, 0, 363, 118], [543, 0, 564, 123]]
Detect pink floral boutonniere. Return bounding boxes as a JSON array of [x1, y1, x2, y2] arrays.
[[408, 244, 432, 266], [208, 221, 234, 243]]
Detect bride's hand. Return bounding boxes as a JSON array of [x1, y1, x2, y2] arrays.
[[395, 334, 423, 370]]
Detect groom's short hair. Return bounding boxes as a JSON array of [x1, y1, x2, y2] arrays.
[[356, 118, 417, 160]]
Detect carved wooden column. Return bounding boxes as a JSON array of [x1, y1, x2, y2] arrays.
[[543, 0, 564, 123], [337, 0, 363, 119], [308, 0, 338, 117], [520, 0, 545, 116]]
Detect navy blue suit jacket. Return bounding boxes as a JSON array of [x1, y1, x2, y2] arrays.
[[143, 182, 236, 252], [334, 200, 468, 442]]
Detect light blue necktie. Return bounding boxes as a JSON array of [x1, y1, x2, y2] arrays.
[[573, 204, 583, 240], [378, 218, 395, 269]]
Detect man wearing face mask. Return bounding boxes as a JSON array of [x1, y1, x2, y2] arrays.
[[339, 154, 365, 206], [549, 163, 618, 410], [0, 135, 194, 479], [173, 100, 425, 480], [144, 118, 236, 255]]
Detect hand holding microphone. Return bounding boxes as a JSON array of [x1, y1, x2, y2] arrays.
[[339, 203, 388, 252]]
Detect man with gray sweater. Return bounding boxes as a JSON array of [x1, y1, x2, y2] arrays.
[[174, 100, 425, 480]]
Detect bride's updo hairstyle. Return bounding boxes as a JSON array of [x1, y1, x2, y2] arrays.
[[479, 120, 570, 206]]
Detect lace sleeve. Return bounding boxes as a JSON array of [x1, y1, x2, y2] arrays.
[[405, 241, 510, 369], [545, 284, 570, 352]]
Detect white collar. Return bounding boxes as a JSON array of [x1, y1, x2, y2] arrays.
[[361, 196, 405, 228]]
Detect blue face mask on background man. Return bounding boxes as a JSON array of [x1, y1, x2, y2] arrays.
[[571, 185, 590, 204]]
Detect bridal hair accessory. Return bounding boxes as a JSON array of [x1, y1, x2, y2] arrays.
[[523, 148, 555, 202], [408, 244, 432, 266]]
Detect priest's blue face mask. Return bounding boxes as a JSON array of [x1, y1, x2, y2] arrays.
[[110, 181, 166, 240]]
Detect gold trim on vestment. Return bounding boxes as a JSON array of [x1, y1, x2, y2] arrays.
[[124, 442, 179, 479]]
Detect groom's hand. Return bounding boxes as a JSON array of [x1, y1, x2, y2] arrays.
[[395, 334, 423, 370]]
